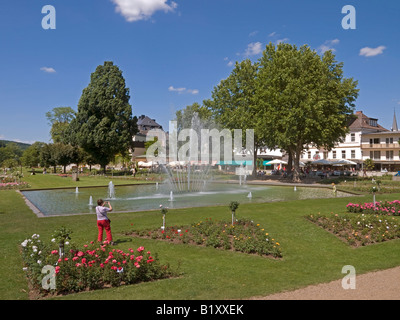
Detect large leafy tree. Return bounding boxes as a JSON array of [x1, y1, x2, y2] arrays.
[[175, 102, 213, 132], [46, 107, 76, 143], [67, 61, 138, 173], [205, 60, 263, 175], [256, 43, 359, 181]]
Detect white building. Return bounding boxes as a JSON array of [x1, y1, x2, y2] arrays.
[[258, 110, 400, 171], [298, 111, 389, 167]]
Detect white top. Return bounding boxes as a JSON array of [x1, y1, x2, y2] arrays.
[[96, 206, 110, 221]]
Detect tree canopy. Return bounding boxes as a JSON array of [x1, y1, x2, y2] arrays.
[[256, 43, 359, 180], [46, 107, 76, 143], [67, 61, 138, 172], [202, 42, 359, 180]]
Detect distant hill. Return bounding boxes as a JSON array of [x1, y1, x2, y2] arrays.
[[0, 140, 31, 150]]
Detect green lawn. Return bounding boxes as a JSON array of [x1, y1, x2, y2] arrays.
[[1, 174, 400, 300], [22, 172, 156, 190]]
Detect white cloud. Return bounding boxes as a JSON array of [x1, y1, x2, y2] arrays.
[[111, 0, 178, 22], [359, 46, 386, 57], [245, 42, 263, 56], [168, 86, 198, 95], [227, 60, 234, 67], [268, 32, 276, 37], [275, 38, 289, 45], [249, 30, 258, 37], [40, 67, 56, 73], [319, 39, 340, 54], [187, 89, 199, 95]]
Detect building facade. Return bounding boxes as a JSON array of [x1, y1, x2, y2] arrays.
[[299, 110, 400, 170]]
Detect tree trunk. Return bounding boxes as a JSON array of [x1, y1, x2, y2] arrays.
[[287, 150, 293, 176], [253, 149, 258, 177], [292, 145, 302, 183]]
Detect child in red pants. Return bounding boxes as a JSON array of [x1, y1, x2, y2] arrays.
[[96, 199, 114, 245]]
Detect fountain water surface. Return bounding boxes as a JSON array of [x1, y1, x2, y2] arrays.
[[20, 114, 353, 217]]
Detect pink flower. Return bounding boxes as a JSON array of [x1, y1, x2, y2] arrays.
[[137, 246, 144, 252]]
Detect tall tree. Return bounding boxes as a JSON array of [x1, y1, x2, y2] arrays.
[[175, 102, 213, 132], [67, 61, 138, 173], [256, 43, 359, 181], [46, 107, 76, 143], [205, 60, 263, 175]]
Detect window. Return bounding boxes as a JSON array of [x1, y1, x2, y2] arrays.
[[373, 151, 381, 160], [351, 150, 355, 159], [342, 150, 346, 159], [386, 150, 394, 160], [307, 151, 311, 159], [386, 138, 394, 144], [332, 151, 336, 159], [351, 133, 355, 142], [369, 119, 377, 127]]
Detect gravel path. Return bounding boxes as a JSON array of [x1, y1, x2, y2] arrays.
[[251, 266, 400, 300]]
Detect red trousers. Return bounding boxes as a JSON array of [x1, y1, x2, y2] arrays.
[[97, 219, 112, 242]]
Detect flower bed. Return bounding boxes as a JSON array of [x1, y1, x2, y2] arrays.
[[128, 218, 282, 258], [346, 200, 400, 216], [0, 181, 30, 190], [20, 234, 175, 296], [307, 212, 400, 247]]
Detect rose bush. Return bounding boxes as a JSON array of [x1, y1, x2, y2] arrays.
[[346, 200, 400, 216], [20, 233, 174, 296], [307, 212, 400, 246], [129, 218, 282, 258]]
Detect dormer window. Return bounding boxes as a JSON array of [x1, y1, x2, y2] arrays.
[[369, 119, 377, 127]]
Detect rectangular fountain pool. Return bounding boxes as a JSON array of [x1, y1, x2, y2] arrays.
[[21, 183, 352, 217]]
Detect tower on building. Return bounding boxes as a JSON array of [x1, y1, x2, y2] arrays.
[[392, 109, 398, 132]]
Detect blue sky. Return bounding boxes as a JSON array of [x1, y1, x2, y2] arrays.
[[0, 0, 399, 144]]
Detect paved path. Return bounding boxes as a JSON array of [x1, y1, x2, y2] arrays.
[[251, 266, 400, 300]]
